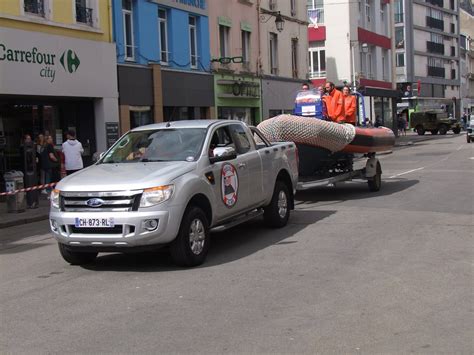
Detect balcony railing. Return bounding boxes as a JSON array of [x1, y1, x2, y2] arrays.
[[426, 16, 444, 31], [428, 66, 445, 77], [426, 0, 443, 7], [395, 13, 404, 23], [76, 4, 93, 26], [24, 0, 44, 16], [427, 41, 445, 54]]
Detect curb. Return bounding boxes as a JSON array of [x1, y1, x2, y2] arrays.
[[0, 214, 49, 229]]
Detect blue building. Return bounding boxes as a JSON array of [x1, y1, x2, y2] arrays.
[[112, 0, 214, 131]]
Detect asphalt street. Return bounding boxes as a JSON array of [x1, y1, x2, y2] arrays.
[[1, 133, 473, 353]]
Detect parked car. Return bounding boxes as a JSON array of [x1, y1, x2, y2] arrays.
[[49, 120, 298, 267], [410, 111, 462, 135]]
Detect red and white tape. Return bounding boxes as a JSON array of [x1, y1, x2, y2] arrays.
[[0, 182, 58, 196]]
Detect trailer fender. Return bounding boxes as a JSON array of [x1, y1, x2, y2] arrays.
[[365, 157, 381, 178]]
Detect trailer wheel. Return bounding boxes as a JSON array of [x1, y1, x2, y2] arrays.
[[58, 243, 97, 265], [367, 162, 382, 192], [264, 181, 290, 228]]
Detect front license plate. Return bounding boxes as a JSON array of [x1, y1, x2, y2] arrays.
[[74, 217, 115, 228]]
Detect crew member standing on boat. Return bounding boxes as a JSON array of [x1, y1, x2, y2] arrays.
[[341, 86, 357, 125], [323, 82, 344, 123]]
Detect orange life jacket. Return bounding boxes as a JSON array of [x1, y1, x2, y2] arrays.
[[323, 89, 344, 122], [342, 95, 357, 125]]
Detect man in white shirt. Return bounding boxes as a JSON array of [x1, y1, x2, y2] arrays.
[[62, 130, 84, 175]]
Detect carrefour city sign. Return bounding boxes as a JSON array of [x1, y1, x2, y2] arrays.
[[0, 27, 117, 98], [0, 43, 80, 83]]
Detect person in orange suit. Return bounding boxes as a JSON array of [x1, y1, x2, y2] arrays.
[[322, 82, 344, 122], [341, 86, 357, 125]]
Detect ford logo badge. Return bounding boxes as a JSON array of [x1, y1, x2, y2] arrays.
[[86, 198, 104, 208]]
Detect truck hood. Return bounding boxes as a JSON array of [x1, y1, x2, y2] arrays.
[[56, 162, 196, 192]]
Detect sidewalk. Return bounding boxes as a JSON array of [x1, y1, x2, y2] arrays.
[[0, 194, 50, 229]]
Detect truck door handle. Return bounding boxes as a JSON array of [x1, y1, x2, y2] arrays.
[[238, 163, 246, 169]]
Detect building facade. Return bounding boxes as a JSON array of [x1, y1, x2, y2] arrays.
[[459, 1, 473, 115], [208, 0, 262, 124], [394, 0, 460, 117], [259, 0, 309, 119], [112, 0, 213, 133], [0, 0, 119, 178], [308, 0, 398, 130]]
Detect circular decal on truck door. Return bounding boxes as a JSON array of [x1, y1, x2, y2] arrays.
[[221, 163, 239, 208]]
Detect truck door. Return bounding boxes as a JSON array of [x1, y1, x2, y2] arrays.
[[206, 126, 251, 223]]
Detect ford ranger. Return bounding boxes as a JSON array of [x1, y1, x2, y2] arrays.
[[49, 120, 298, 267]]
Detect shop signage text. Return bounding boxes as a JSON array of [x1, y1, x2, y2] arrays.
[[0, 43, 80, 83], [171, 0, 206, 9]]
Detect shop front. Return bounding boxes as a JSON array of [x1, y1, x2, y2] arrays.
[[214, 74, 261, 125], [0, 27, 118, 183], [261, 77, 305, 119], [358, 84, 400, 133]]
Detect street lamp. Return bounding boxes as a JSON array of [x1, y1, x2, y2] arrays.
[[260, 10, 285, 32]]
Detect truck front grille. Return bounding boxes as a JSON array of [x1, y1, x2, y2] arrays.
[[60, 191, 142, 212]]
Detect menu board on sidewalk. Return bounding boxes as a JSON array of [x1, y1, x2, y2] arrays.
[[105, 122, 119, 149]]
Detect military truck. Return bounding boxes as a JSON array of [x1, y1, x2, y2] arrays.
[[409, 110, 462, 135]]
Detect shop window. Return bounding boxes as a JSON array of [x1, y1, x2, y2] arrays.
[[189, 16, 198, 69], [269, 33, 278, 75], [219, 25, 230, 58], [158, 9, 169, 64], [122, 0, 135, 61], [241, 30, 251, 69], [218, 107, 254, 125], [130, 108, 153, 129], [163, 107, 196, 121]]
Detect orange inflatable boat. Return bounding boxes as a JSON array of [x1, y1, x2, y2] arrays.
[[342, 126, 395, 153]]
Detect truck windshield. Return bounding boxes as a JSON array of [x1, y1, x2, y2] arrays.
[[100, 128, 207, 163]]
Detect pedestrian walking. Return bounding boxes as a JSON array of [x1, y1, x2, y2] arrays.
[[398, 115, 407, 136], [62, 130, 84, 175]]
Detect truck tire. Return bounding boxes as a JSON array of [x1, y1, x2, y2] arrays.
[[438, 124, 448, 135], [58, 243, 97, 265], [367, 162, 382, 192], [416, 126, 425, 135], [264, 181, 290, 228], [452, 127, 461, 134], [170, 206, 210, 267], [430, 130, 438, 135]]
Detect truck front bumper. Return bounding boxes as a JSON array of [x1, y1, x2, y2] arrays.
[[49, 207, 182, 248]]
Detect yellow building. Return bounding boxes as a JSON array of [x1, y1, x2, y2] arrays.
[[0, 0, 119, 180]]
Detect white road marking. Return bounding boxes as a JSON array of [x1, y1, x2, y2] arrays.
[[389, 167, 425, 179], [470, 157, 474, 160], [456, 145, 463, 151]]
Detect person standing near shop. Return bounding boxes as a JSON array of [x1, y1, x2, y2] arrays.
[[62, 130, 84, 175], [42, 135, 60, 194]]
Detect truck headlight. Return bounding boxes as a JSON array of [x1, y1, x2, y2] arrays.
[[51, 189, 60, 209], [140, 185, 174, 208]]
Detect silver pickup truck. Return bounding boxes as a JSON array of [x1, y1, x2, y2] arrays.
[[50, 120, 298, 267]]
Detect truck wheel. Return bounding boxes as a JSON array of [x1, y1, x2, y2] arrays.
[[416, 126, 425, 135], [58, 243, 97, 265], [170, 206, 210, 267], [438, 124, 448, 135], [264, 181, 290, 228], [430, 130, 438, 135], [452, 127, 461, 134], [367, 163, 382, 192]]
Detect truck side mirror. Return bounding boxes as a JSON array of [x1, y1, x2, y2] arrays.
[[209, 147, 237, 164]]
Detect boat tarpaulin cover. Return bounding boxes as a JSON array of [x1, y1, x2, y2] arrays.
[[257, 114, 356, 152]]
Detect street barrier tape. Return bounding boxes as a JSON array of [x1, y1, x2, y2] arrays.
[[0, 182, 57, 196]]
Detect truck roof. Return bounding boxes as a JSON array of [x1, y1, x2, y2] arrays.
[[131, 120, 230, 131]]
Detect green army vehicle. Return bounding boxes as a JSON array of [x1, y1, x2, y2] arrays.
[[409, 110, 462, 135]]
